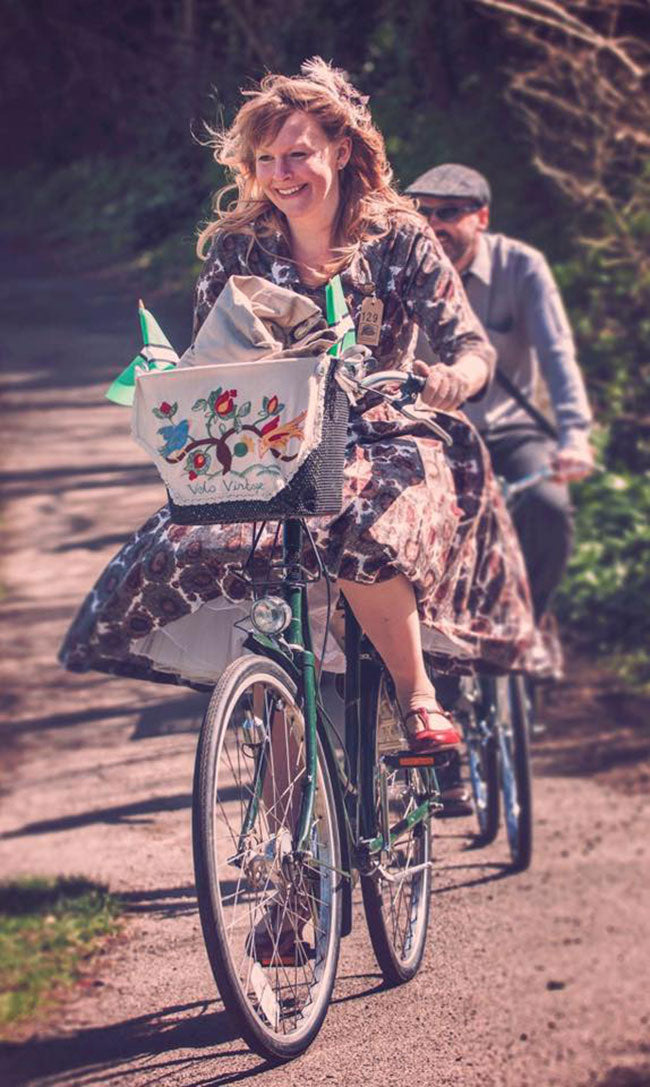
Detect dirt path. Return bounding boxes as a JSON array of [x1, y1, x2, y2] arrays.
[[1, 238, 649, 1087]]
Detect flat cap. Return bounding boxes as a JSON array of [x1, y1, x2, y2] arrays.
[[406, 163, 491, 206]]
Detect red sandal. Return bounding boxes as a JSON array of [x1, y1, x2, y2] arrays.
[[403, 706, 461, 753], [246, 893, 315, 967], [247, 923, 313, 967]]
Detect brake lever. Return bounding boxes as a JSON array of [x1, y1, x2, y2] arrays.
[[339, 359, 454, 446], [398, 405, 454, 446], [391, 374, 454, 446]]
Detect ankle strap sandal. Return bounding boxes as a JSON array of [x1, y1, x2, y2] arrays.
[[402, 706, 461, 753]]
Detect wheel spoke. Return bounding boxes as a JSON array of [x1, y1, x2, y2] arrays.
[[194, 661, 340, 1052], [361, 668, 431, 983]]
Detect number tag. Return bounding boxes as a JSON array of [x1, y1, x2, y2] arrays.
[[357, 295, 384, 347]]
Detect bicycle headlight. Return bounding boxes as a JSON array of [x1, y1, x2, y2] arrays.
[[250, 595, 292, 635]]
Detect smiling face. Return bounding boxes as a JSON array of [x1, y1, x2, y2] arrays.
[[417, 196, 489, 272], [254, 111, 351, 233]]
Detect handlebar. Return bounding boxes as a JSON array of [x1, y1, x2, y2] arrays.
[[338, 353, 569, 496], [499, 467, 554, 503], [342, 357, 453, 447]]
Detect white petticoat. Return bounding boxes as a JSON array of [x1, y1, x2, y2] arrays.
[[131, 583, 474, 686]]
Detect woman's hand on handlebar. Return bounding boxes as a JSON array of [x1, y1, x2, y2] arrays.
[[412, 359, 474, 412]]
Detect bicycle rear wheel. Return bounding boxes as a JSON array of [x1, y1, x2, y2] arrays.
[[360, 668, 432, 985], [192, 655, 342, 1061], [456, 676, 499, 844], [495, 674, 533, 871]]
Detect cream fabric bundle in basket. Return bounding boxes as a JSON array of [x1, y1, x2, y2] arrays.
[[132, 276, 351, 524]]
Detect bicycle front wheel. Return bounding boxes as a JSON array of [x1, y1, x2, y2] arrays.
[[192, 655, 342, 1061], [495, 674, 533, 871], [360, 668, 432, 985]]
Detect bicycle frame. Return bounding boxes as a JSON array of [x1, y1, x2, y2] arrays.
[[240, 517, 438, 888], [234, 364, 455, 893]]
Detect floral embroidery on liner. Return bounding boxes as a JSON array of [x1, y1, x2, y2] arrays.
[[154, 388, 306, 489]]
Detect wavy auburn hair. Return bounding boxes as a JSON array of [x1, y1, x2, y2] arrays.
[[197, 57, 421, 267]]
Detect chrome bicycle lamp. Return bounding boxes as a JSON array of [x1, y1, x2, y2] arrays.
[[250, 595, 293, 635]]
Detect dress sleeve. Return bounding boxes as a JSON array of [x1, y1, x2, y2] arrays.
[[398, 226, 496, 388], [192, 232, 243, 339]]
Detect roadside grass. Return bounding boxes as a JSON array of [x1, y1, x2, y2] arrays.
[[0, 876, 122, 1034]]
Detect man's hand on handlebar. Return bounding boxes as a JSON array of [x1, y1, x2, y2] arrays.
[[551, 446, 596, 484]]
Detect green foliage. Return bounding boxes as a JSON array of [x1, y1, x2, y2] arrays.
[[2, 0, 562, 273], [0, 876, 121, 1030], [556, 468, 650, 688], [554, 181, 650, 456], [550, 166, 650, 685], [8, 152, 212, 257]]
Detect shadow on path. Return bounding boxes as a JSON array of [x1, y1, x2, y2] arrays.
[[119, 885, 197, 919], [1, 794, 193, 839], [0, 998, 251, 1087], [535, 735, 650, 780], [330, 976, 387, 1007], [432, 859, 513, 894], [52, 534, 133, 555], [1, 693, 207, 739], [132, 693, 208, 740], [2, 779, 246, 839]]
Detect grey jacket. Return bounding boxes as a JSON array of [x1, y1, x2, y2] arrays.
[[461, 232, 592, 452]]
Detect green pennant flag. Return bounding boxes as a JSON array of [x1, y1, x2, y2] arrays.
[[326, 274, 356, 356], [106, 300, 179, 406]]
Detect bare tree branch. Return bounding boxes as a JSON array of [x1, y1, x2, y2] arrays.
[[474, 0, 646, 77], [473, 0, 650, 286]]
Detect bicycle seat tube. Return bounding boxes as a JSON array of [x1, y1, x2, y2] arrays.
[[282, 518, 319, 855]]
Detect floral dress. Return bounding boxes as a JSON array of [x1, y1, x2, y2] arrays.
[[59, 217, 535, 688]]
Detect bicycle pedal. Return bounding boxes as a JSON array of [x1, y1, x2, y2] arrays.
[[382, 751, 452, 769], [254, 943, 314, 967]]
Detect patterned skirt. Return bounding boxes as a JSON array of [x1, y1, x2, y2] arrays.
[[59, 410, 535, 688]]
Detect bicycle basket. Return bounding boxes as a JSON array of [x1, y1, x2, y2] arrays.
[[132, 354, 349, 524]]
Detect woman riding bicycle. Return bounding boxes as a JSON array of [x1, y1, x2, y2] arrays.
[[60, 58, 535, 752]]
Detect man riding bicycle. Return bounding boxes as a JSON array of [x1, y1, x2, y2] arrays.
[[406, 163, 595, 811], [407, 164, 595, 625]]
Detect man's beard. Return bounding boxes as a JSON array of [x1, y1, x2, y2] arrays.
[[435, 231, 467, 267]]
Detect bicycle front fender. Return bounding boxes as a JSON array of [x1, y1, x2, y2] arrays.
[[243, 632, 301, 686]]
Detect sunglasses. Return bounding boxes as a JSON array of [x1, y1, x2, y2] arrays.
[[422, 203, 480, 223]]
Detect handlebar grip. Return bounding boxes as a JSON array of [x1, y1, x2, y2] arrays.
[[405, 372, 426, 394], [355, 368, 453, 446]]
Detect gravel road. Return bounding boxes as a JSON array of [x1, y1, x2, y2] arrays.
[[0, 238, 648, 1087]]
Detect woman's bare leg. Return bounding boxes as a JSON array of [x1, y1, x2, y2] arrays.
[[338, 574, 440, 718]]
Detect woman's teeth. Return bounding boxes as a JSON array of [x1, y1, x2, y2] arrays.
[[276, 185, 305, 196]]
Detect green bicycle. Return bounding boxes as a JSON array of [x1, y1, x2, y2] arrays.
[[191, 369, 453, 1060]]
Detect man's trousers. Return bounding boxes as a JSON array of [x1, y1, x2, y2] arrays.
[[483, 425, 574, 622]]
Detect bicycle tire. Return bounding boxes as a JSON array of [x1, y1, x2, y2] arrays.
[[192, 654, 343, 1061], [457, 676, 499, 845], [495, 673, 533, 871], [360, 667, 432, 985]]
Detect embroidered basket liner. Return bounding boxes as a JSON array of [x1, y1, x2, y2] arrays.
[[133, 355, 334, 506], [132, 276, 345, 508]]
